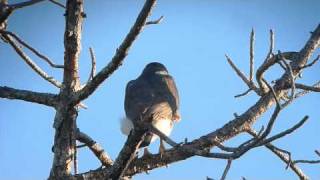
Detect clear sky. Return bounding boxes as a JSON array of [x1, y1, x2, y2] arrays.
[[0, 0, 319, 179]]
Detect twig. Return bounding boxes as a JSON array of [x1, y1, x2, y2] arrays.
[[282, 80, 320, 108], [249, 28, 255, 82], [9, 0, 45, 9], [75, 0, 157, 103], [256, 30, 275, 94], [0, 86, 57, 107], [295, 83, 320, 92], [234, 88, 252, 98], [49, 0, 65, 8], [0, 30, 64, 68], [278, 52, 296, 105], [145, 15, 163, 25], [225, 54, 259, 94], [87, 47, 96, 83], [247, 129, 308, 180], [76, 129, 113, 167], [2, 34, 62, 88], [300, 54, 319, 69], [268, 29, 274, 56], [256, 116, 308, 146], [220, 159, 232, 180], [293, 159, 320, 165]]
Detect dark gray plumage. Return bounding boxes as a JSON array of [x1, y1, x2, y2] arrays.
[[121, 62, 180, 149]]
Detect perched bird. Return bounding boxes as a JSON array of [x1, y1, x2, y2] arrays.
[[121, 62, 180, 156]]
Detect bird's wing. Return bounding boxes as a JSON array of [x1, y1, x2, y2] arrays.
[[162, 74, 180, 121], [124, 79, 154, 121], [125, 74, 180, 122]]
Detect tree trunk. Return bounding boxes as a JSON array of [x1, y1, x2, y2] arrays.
[[49, 0, 83, 179]]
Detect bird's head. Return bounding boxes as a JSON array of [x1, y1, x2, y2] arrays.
[[142, 62, 168, 76]]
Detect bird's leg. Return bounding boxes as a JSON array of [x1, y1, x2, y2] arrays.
[[159, 138, 169, 167], [142, 147, 152, 158], [159, 138, 165, 158]]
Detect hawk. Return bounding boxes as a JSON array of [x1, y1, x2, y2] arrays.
[[121, 62, 180, 155]]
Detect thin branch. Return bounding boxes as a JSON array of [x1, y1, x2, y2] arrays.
[[49, 0, 65, 8], [249, 28, 255, 82], [234, 88, 252, 98], [300, 54, 320, 69], [0, 86, 57, 107], [76, 130, 113, 167], [87, 47, 96, 83], [278, 52, 296, 105], [0, 30, 64, 68], [257, 116, 308, 146], [145, 15, 163, 25], [75, 0, 157, 103], [295, 83, 320, 92], [9, 0, 45, 9], [225, 54, 259, 94], [282, 81, 320, 108], [247, 129, 309, 180], [256, 30, 276, 94], [2, 34, 62, 88], [268, 29, 274, 56], [220, 159, 232, 180], [109, 128, 146, 180], [293, 159, 320, 164]]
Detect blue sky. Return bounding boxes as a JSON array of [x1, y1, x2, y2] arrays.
[[0, 0, 319, 179]]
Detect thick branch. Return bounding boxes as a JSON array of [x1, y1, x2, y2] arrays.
[[76, 130, 113, 167], [109, 128, 146, 180], [74, 0, 157, 103], [0, 86, 57, 107]]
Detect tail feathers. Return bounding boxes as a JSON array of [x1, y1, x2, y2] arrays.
[[120, 117, 133, 135]]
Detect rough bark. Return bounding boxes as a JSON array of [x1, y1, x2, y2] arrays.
[[49, 0, 83, 179], [0, 86, 57, 107]]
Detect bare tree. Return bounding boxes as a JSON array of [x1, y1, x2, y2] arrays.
[[1, 0, 319, 180]]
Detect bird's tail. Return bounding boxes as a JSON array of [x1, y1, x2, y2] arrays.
[[120, 116, 133, 135]]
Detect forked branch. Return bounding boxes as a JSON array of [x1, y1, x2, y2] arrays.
[[0, 30, 64, 68], [2, 34, 62, 88]]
